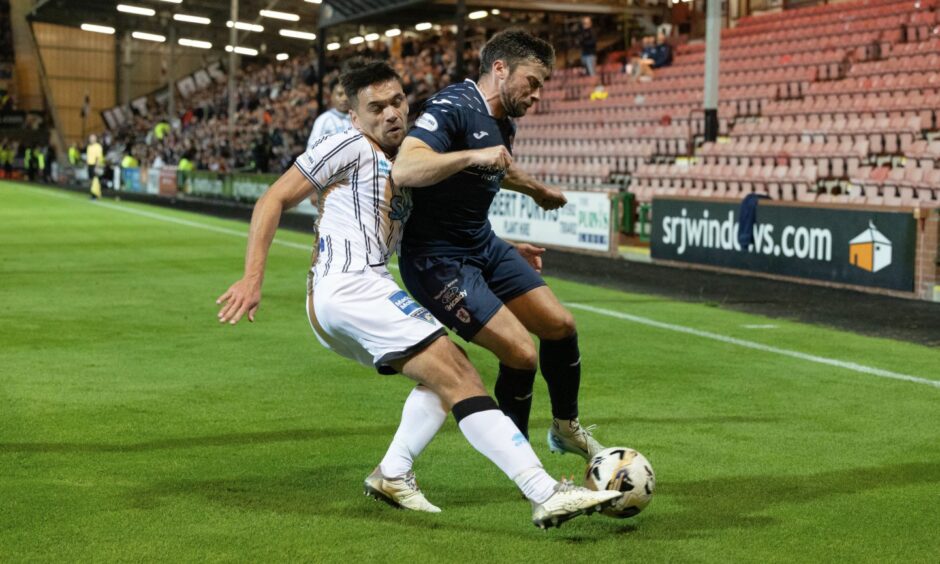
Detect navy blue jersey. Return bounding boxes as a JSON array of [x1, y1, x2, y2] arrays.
[[401, 79, 516, 256]]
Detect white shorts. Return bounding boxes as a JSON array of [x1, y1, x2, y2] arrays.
[[306, 267, 446, 374]]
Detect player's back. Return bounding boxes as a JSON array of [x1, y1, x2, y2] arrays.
[[296, 129, 407, 277], [401, 80, 515, 257]]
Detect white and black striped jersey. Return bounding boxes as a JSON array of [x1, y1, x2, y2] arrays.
[[306, 109, 353, 151], [295, 129, 411, 279]]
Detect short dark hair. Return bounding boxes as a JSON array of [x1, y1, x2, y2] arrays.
[[480, 29, 555, 76], [340, 58, 402, 106], [328, 76, 342, 93]]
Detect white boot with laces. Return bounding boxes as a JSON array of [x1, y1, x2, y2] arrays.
[[363, 467, 441, 513]]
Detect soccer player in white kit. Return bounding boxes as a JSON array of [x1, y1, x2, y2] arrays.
[[215, 60, 619, 529], [305, 77, 353, 151]]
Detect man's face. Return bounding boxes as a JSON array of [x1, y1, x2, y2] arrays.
[[582, 17, 592, 29], [350, 79, 408, 154], [657, 32, 666, 45], [331, 83, 350, 113], [497, 60, 550, 119]]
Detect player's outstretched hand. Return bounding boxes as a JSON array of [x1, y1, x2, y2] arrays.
[[535, 186, 567, 210], [470, 145, 513, 171], [515, 243, 546, 273], [216, 278, 262, 324]]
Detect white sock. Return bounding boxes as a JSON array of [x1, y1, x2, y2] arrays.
[[514, 467, 559, 505], [457, 409, 557, 504], [379, 386, 448, 478]]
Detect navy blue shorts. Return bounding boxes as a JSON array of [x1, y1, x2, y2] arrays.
[[400, 236, 546, 341]]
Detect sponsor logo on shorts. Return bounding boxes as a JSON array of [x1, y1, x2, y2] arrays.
[[444, 289, 467, 311], [433, 278, 459, 300], [389, 290, 421, 315], [456, 307, 471, 324], [432, 278, 468, 311], [389, 290, 437, 324], [413, 308, 436, 324]]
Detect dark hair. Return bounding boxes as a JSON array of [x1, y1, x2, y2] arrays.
[[339, 58, 402, 106], [480, 29, 555, 76], [328, 76, 342, 92]]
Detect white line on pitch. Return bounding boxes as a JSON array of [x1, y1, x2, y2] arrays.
[[566, 303, 939, 389], [26, 186, 936, 389], [25, 186, 310, 251]]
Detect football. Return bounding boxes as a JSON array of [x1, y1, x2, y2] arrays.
[[584, 447, 655, 518]]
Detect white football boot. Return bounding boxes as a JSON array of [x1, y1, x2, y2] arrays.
[[531, 479, 621, 530], [363, 467, 441, 513], [546, 419, 605, 460]]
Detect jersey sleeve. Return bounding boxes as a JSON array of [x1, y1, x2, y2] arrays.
[[407, 102, 463, 153], [294, 132, 361, 192]]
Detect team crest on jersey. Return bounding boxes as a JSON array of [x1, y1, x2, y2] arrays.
[[389, 290, 436, 324], [456, 308, 471, 324]]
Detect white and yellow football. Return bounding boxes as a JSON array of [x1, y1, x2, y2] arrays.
[[584, 447, 655, 518]]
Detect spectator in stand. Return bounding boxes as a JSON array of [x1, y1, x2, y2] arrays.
[[626, 35, 658, 81], [649, 31, 673, 69], [579, 17, 597, 77]]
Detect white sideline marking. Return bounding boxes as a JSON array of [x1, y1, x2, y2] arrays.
[[25, 187, 937, 389], [743, 324, 778, 329], [566, 303, 939, 389], [28, 187, 310, 251], [94, 200, 313, 251]]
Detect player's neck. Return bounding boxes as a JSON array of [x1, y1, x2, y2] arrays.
[[474, 76, 505, 119], [361, 131, 397, 159]]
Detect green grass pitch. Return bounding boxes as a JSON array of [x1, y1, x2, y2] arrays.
[[1, 181, 938, 562]]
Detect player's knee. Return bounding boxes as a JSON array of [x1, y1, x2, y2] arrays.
[[434, 341, 488, 406], [503, 339, 538, 371], [539, 310, 577, 341]]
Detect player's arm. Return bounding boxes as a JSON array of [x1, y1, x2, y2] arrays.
[[392, 137, 512, 188], [216, 166, 315, 324], [502, 163, 567, 211]]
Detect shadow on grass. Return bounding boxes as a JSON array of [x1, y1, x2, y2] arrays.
[[0, 415, 776, 454], [125, 461, 940, 543], [528, 415, 781, 427], [653, 461, 940, 539], [0, 426, 400, 453]]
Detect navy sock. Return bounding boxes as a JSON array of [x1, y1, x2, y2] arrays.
[[494, 364, 537, 439], [539, 332, 581, 420]]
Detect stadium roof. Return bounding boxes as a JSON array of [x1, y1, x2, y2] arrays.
[[318, 0, 636, 28], [27, 0, 323, 54], [26, 0, 644, 58]]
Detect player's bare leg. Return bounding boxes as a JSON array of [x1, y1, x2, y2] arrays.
[[507, 287, 604, 459], [386, 336, 619, 528], [471, 306, 538, 438]]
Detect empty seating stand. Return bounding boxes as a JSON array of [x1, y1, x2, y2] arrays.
[[512, 0, 940, 208]]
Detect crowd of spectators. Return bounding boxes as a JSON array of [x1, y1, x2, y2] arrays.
[[103, 30, 482, 175]]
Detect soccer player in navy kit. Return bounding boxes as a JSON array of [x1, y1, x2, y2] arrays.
[[391, 30, 604, 463]]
